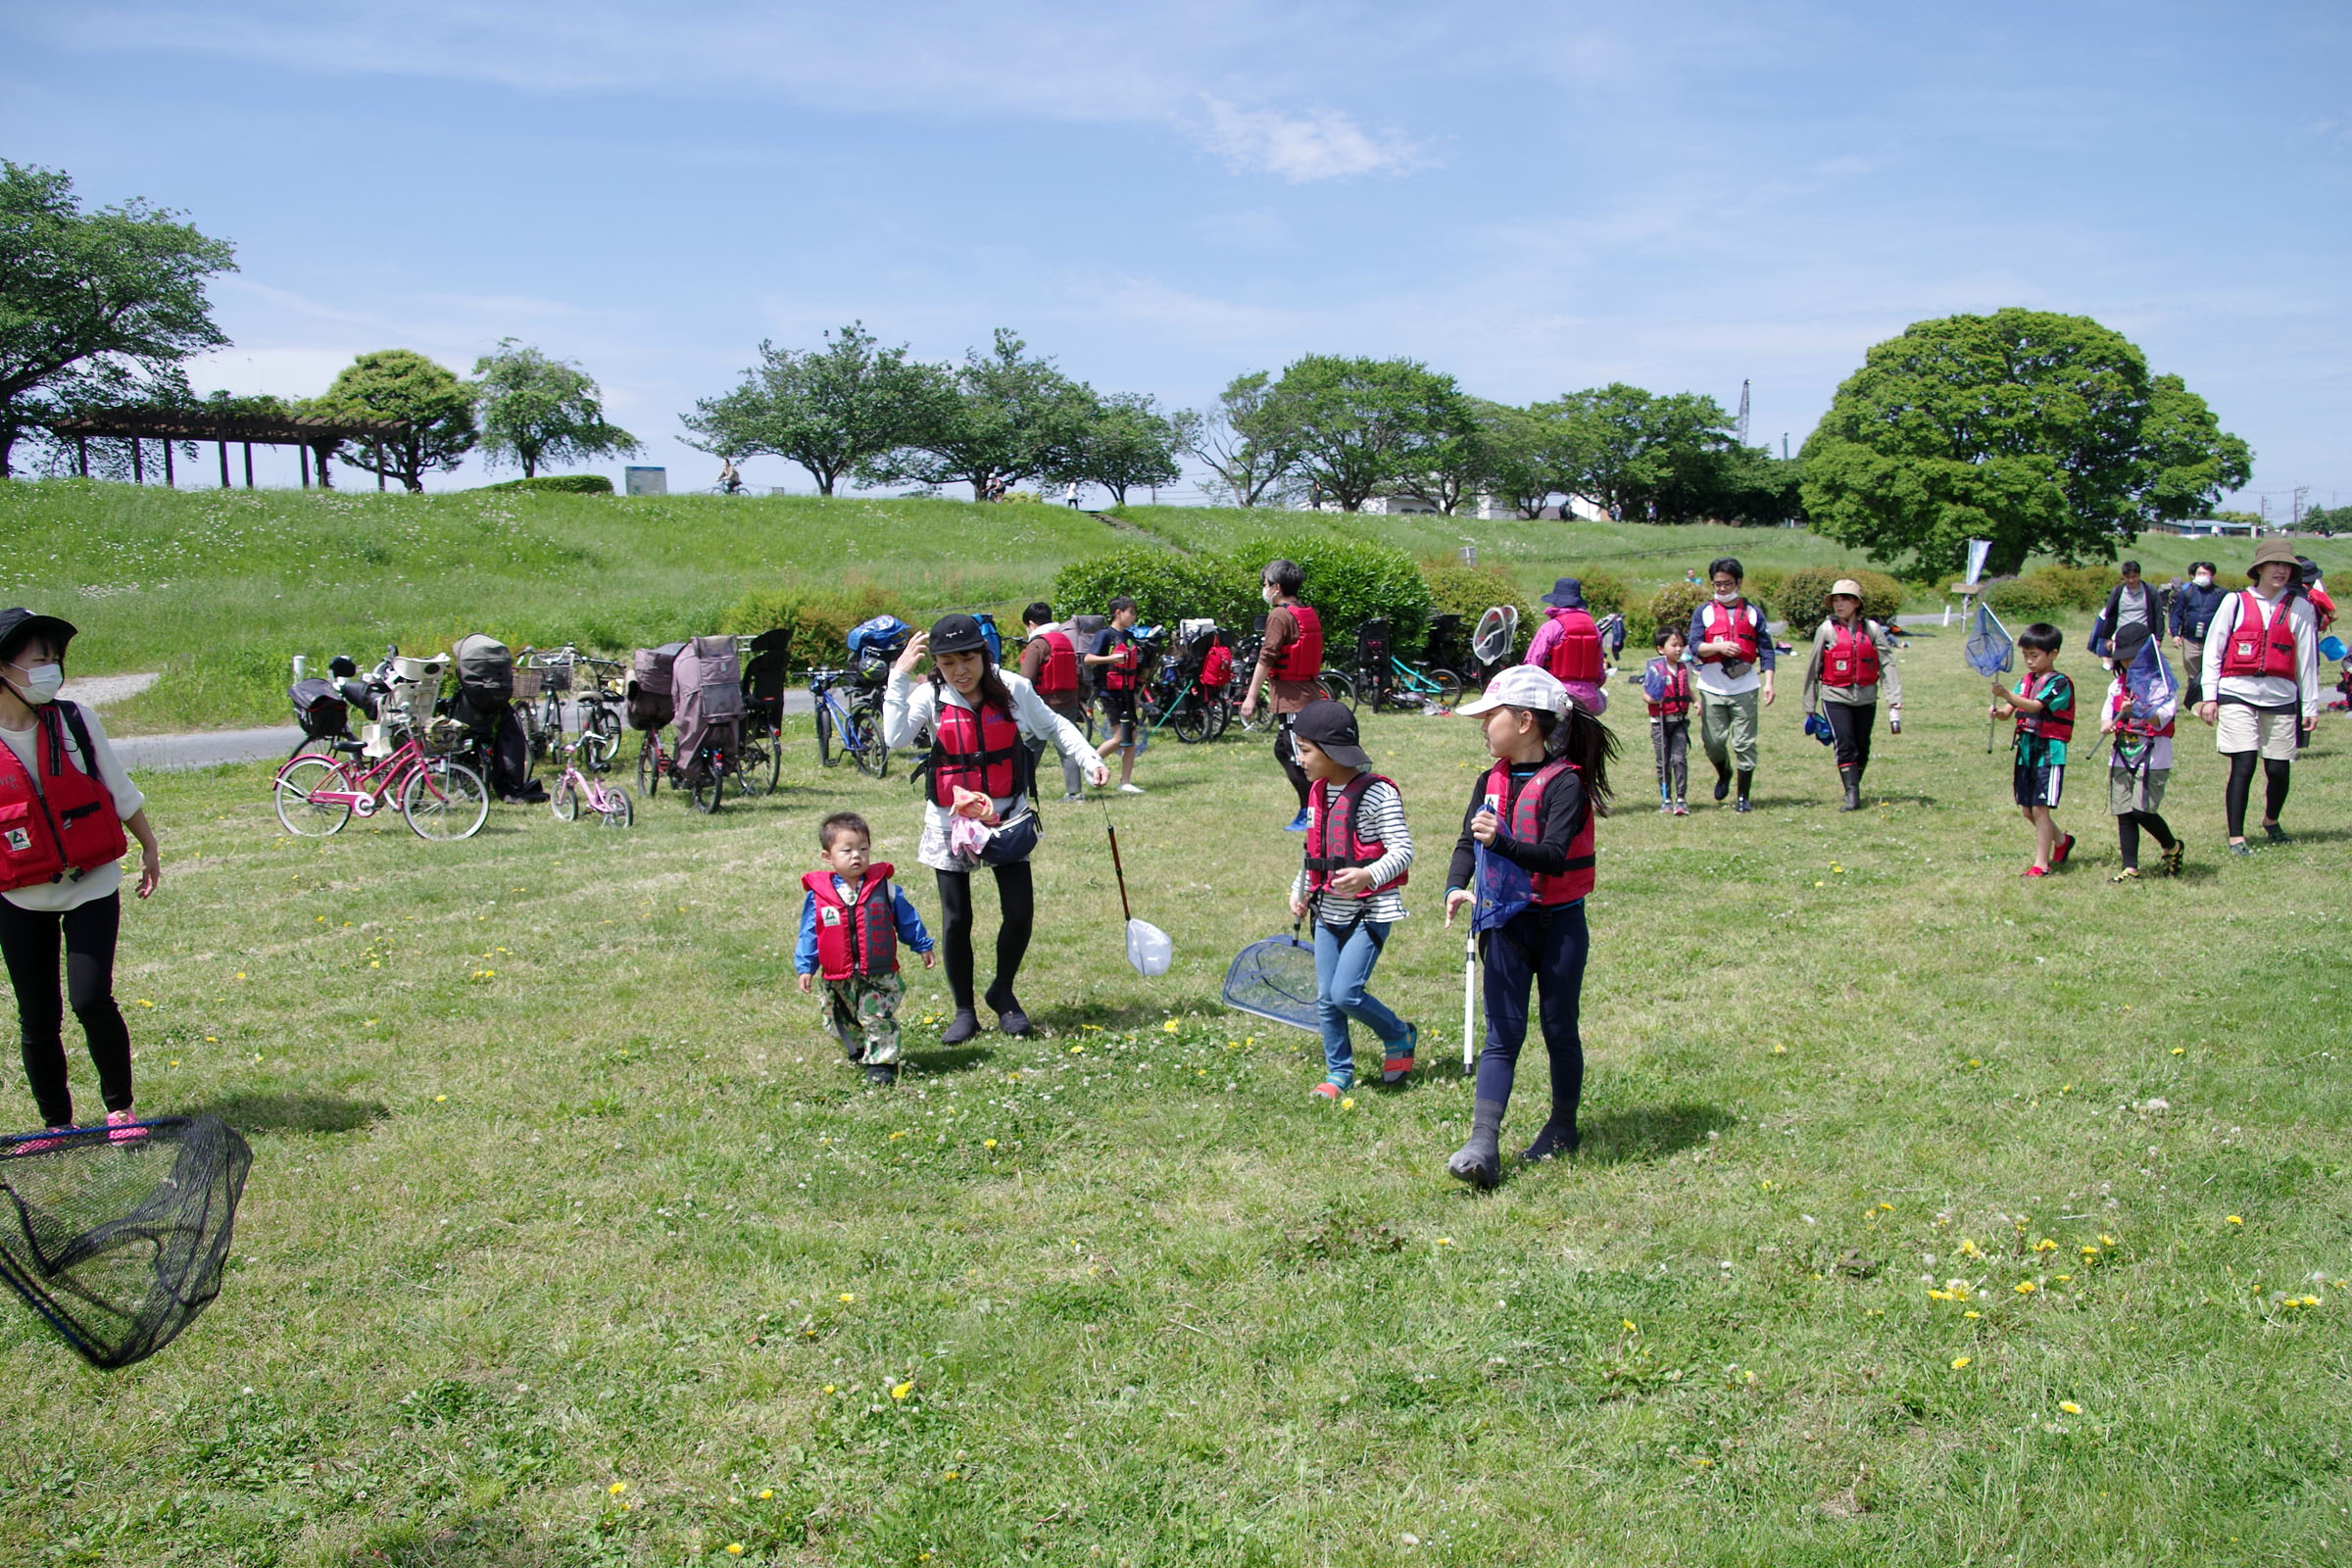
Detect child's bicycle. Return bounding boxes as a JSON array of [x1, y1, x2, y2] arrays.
[[1368, 653, 1464, 712], [271, 723, 489, 841], [548, 739, 633, 829], [807, 667, 890, 778], [571, 657, 625, 769]]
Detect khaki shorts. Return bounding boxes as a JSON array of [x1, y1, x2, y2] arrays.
[[2108, 765, 2169, 815], [2215, 704, 2299, 760]]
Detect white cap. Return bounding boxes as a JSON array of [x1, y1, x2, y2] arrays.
[[1458, 664, 1568, 718]]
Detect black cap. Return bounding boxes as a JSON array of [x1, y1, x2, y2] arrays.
[[928, 612, 991, 657], [2111, 621, 2154, 665], [0, 610, 76, 666], [1292, 698, 1370, 769]]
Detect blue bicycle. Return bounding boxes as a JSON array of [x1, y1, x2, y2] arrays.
[[807, 667, 890, 778]]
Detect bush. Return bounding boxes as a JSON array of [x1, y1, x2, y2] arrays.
[[1227, 531, 1435, 654], [1420, 563, 1535, 662], [2036, 564, 2120, 611], [1982, 575, 2065, 619], [721, 580, 912, 666], [1744, 565, 1788, 609], [1979, 564, 2119, 620], [1647, 582, 1709, 647], [475, 473, 613, 495], [1776, 567, 1905, 639], [1051, 548, 1258, 634]]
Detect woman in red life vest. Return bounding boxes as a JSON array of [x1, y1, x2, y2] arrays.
[[1442, 665, 1618, 1188], [885, 613, 1108, 1044], [1524, 577, 1610, 716], [1237, 558, 1329, 831], [795, 811, 936, 1086], [1285, 700, 1417, 1099], [1017, 602, 1090, 801], [1798, 579, 1903, 812], [1083, 597, 1147, 794], [2195, 537, 2321, 853], [0, 610, 162, 1137]]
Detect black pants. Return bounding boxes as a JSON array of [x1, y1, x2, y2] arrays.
[[1275, 711, 1310, 808], [2115, 809, 2176, 870], [1473, 902, 1589, 1128], [934, 861, 1036, 1012], [2223, 752, 2292, 839], [0, 893, 133, 1127], [1825, 700, 1874, 771]]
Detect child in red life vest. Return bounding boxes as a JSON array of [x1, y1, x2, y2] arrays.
[[1285, 700, 1417, 1099], [1639, 625, 1692, 814], [1990, 622, 2076, 877], [1444, 665, 1618, 1188], [795, 811, 935, 1086], [2099, 624, 2182, 881], [1084, 597, 1147, 795]]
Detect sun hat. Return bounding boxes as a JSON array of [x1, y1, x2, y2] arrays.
[[1830, 578, 1864, 600], [2247, 538, 2300, 578], [1540, 577, 1586, 609], [0, 609, 76, 666], [927, 612, 992, 657], [1458, 664, 1568, 718], [1292, 699, 1371, 770]]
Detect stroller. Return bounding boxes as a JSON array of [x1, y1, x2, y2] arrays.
[[628, 642, 685, 733], [447, 634, 543, 802], [672, 635, 744, 787]]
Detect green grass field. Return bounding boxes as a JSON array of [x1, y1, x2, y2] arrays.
[[5, 611, 2348, 1565]]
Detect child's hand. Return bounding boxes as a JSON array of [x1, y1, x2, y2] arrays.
[[893, 631, 929, 675], [1470, 808, 1499, 845], [921, 950, 937, 969], [1329, 866, 1376, 897], [796, 972, 813, 994], [1289, 895, 1309, 921], [1445, 888, 1474, 926]]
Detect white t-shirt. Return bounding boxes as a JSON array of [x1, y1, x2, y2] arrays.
[[0, 703, 145, 912]]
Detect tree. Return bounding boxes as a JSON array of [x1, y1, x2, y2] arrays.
[[1172, 370, 1298, 508], [680, 322, 945, 495], [309, 350, 478, 492], [0, 161, 236, 477], [473, 339, 639, 478], [1259, 355, 1471, 513], [1798, 309, 2252, 578], [862, 329, 1095, 501], [1059, 391, 1180, 506], [1466, 400, 1569, 518], [2298, 504, 2350, 536]]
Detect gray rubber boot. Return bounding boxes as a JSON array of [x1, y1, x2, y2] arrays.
[[1446, 1098, 1508, 1189]]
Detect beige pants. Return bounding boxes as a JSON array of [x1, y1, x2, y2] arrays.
[[2215, 704, 2298, 760]]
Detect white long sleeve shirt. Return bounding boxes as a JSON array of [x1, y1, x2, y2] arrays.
[[1289, 777, 1414, 926], [882, 669, 1100, 871], [1, 702, 146, 912], [2198, 589, 2320, 718]]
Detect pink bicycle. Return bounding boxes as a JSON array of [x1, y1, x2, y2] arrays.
[[272, 731, 490, 841], [548, 741, 634, 829]]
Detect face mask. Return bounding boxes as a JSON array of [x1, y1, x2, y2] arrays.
[[6, 663, 61, 705], [1712, 588, 1739, 604], [2193, 573, 2213, 587]]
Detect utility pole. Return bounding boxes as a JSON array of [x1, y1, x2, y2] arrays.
[[2292, 486, 2309, 527], [1735, 380, 1750, 445]]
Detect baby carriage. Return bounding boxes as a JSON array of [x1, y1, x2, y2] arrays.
[[446, 634, 542, 802], [672, 635, 744, 787], [741, 628, 794, 735]]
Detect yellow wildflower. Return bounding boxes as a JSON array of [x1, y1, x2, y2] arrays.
[[891, 1381, 913, 1399], [2059, 1400, 2082, 1415], [1951, 1355, 1971, 1370]]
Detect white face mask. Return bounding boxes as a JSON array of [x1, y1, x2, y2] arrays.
[[6, 662, 62, 705], [2192, 572, 2213, 587], [1712, 588, 1739, 604]]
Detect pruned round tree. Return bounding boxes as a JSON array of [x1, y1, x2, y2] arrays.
[[1798, 309, 2251, 578]]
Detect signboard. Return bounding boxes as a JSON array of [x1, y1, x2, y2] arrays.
[[624, 466, 667, 497]]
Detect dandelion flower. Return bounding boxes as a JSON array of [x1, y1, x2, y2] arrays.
[[944, 1468, 960, 1479], [759, 1489, 774, 1500], [984, 1138, 998, 1150], [234, 972, 246, 980], [1341, 1097, 1355, 1109], [1162, 1019, 1180, 1033], [1435, 1237, 1453, 1247], [2171, 1047, 2184, 1055], [822, 1384, 837, 1394], [1964, 1310, 1982, 1319], [608, 1482, 627, 1495], [726, 1545, 744, 1557], [2226, 1215, 2243, 1225], [137, 999, 154, 1008], [891, 1380, 913, 1399], [2059, 1400, 2082, 1415], [837, 1293, 857, 1303], [1623, 1319, 1638, 1333], [434, 1095, 447, 1102], [2015, 1281, 2037, 1296], [1951, 1355, 1971, 1370]]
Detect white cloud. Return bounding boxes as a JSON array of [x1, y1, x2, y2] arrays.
[[1198, 98, 1424, 182]]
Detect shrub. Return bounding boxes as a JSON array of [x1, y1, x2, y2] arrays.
[[1227, 531, 1435, 654], [2036, 564, 2120, 611], [475, 473, 613, 495], [1744, 565, 1788, 609], [1777, 567, 1905, 639], [1051, 548, 1259, 634], [1983, 574, 2065, 619], [1648, 582, 1709, 646], [1420, 563, 1535, 662], [721, 580, 912, 665]]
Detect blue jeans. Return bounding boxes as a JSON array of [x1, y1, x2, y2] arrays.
[[1313, 917, 1404, 1083]]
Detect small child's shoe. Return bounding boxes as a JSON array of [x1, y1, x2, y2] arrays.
[[1283, 808, 1311, 832], [105, 1109, 146, 1143], [1381, 1024, 1417, 1086], [1672, 801, 1690, 816], [2051, 833, 2076, 867], [2160, 843, 2184, 877], [2022, 864, 2049, 877], [864, 1062, 899, 1087], [2109, 867, 2141, 883], [1309, 1081, 1342, 1101], [2264, 822, 2292, 845]]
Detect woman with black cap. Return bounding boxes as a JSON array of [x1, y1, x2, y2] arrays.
[[885, 613, 1109, 1043], [0, 610, 162, 1136]]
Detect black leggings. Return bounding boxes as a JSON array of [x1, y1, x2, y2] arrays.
[[1274, 712, 1310, 808], [1824, 700, 1874, 771], [934, 861, 1036, 1011], [2223, 752, 2292, 839], [0, 893, 133, 1127], [2116, 810, 2176, 870]]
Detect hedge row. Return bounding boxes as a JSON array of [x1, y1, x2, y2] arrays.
[[474, 473, 614, 495], [1052, 533, 1436, 655], [1777, 567, 1906, 639], [1984, 564, 2121, 619]]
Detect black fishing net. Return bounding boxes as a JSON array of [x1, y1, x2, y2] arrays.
[[1221, 929, 1320, 1033], [0, 1115, 251, 1369]]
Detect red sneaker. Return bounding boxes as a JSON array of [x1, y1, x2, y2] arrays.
[[2051, 833, 2076, 868], [105, 1109, 147, 1144], [1309, 1081, 1346, 1101], [2022, 864, 2049, 878]]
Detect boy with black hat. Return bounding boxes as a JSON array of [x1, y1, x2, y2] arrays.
[[1286, 699, 1417, 1097]]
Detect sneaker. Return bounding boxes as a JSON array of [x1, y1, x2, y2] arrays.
[[2160, 843, 2184, 877], [1283, 808, 1311, 832], [2263, 822, 2292, 845], [1381, 1023, 1417, 1086], [105, 1109, 146, 1144], [2229, 840, 2254, 857], [1671, 801, 1690, 816], [1060, 791, 1084, 803], [2022, 864, 2049, 877], [1309, 1079, 1349, 1101], [1733, 798, 1752, 814], [1657, 801, 1673, 814], [6, 1129, 67, 1156], [1118, 782, 1146, 795], [864, 1062, 899, 1087], [2051, 833, 2076, 868], [2109, 867, 2141, 883]]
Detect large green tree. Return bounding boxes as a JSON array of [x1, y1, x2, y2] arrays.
[[681, 322, 944, 495], [1260, 355, 1471, 513], [473, 339, 639, 478], [1172, 370, 1298, 508], [862, 329, 1095, 501], [309, 349, 478, 492], [1799, 309, 2253, 577], [1059, 391, 1180, 506], [0, 161, 236, 477]]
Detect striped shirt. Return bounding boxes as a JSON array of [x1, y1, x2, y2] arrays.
[[1290, 778, 1413, 926]]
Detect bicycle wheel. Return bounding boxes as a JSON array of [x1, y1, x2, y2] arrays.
[[551, 776, 581, 822], [637, 733, 661, 796], [848, 708, 890, 779], [688, 751, 723, 813], [273, 756, 354, 837], [814, 704, 837, 766], [581, 706, 619, 769], [599, 785, 634, 830], [400, 758, 490, 841], [1173, 697, 1211, 744], [1427, 668, 1465, 709], [1206, 697, 1233, 741], [1321, 670, 1356, 710], [738, 731, 780, 797]]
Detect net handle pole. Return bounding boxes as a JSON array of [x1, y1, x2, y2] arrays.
[[1102, 804, 1133, 923], [1463, 928, 1478, 1076]]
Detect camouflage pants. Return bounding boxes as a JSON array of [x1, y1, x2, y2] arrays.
[[821, 970, 906, 1065]]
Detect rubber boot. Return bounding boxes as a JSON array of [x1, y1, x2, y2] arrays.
[[1712, 765, 1732, 802], [941, 1008, 981, 1046], [1838, 765, 1861, 811], [1521, 1115, 1580, 1163], [1734, 770, 1753, 813], [1446, 1098, 1507, 1189], [985, 983, 1032, 1037]]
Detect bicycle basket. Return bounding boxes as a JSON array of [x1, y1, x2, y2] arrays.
[[0, 1115, 252, 1369], [512, 665, 545, 701], [1221, 929, 1320, 1034]]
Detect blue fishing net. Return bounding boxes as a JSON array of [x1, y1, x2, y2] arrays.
[[1963, 600, 2016, 679], [1221, 929, 1318, 1033]]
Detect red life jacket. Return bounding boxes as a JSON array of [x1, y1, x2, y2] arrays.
[[1484, 759, 1594, 905], [1646, 660, 1691, 719], [1820, 619, 1882, 688], [1034, 630, 1080, 696], [2015, 670, 2075, 744], [802, 863, 900, 980], [2106, 685, 2175, 740], [928, 697, 1024, 806], [1303, 773, 1407, 898], [1542, 609, 1604, 683], [1698, 600, 1760, 665], [1100, 631, 1140, 692], [1272, 605, 1323, 681], [0, 703, 129, 894], [2217, 591, 2300, 679], [2311, 586, 2335, 633]]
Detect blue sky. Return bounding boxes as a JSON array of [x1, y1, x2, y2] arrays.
[[7, 0, 2348, 510]]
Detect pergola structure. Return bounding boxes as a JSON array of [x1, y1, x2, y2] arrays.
[[39, 409, 412, 490]]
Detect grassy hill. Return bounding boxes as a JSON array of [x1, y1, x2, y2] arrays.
[[9, 479, 2345, 732]]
